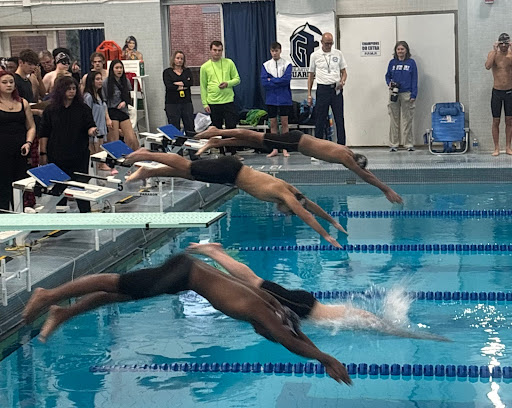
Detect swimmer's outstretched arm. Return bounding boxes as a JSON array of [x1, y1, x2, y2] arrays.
[[252, 309, 351, 385], [345, 163, 403, 204], [187, 243, 263, 286], [281, 193, 342, 248], [301, 198, 348, 235]]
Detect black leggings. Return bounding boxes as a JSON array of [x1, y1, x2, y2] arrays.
[[118, 253, 194, 299]]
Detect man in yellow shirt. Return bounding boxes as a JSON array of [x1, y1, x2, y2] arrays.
[[200, 40, 241, 155]]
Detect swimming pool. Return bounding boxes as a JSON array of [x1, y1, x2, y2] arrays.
[[2, 183, 512, 407]]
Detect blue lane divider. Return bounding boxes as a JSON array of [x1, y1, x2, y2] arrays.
[[231, 209, 512, 219], [311, 290, 512, 302], [90, 362, 512, 380], [230, 243, 512, 253]]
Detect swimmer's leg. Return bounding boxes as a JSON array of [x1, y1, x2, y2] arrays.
[[23, 274, 122, 323], [39, 291, 130, 342]]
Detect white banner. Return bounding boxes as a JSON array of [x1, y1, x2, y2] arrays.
[[276, 11, 336, 89]]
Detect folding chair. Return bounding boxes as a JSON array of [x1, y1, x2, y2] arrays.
[[427, 102, 469, 154]]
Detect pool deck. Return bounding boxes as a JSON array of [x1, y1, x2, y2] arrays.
[[1, 146, 511, 348]]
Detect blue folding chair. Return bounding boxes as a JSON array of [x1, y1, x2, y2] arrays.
[[427, 102, 469, 154]]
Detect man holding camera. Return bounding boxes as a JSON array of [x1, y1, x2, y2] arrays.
[[385, 41, 418, 152], [485, 33, 512, 156], [307, 32, 348, 145]]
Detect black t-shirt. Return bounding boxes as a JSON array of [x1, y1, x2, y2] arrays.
[[14, 73, 35, 103]]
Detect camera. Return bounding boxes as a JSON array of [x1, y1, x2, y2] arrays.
[[390, 81, 400, 102]]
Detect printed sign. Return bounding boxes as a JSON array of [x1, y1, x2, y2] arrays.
[[277, 12, 336, 89], [361, 41, 381, 57]]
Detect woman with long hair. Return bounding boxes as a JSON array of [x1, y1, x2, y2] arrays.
[[84, 71, 111, 170], [385, 41, 418, 152], [0, 70, 36, 211], [102, 59, 138, 150], [163, 51, 194, 134], [39, 76, 97, 213], [122, 36, 143, 61]]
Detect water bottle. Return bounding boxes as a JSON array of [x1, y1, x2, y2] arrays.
[[472, 138, 479, 153]]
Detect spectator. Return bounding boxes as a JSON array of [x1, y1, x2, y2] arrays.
[[385, 41, 418, 152], [122, 36, 143, 61], [39, 76, 97, 213], [200, 40, 240, 155], [0, 70, 36, 211], [261, 41, 292, 157], [14, 49, 40, 104], [84, 71, 112, 171], [39, 50, 55, 78], [52, 47, 80, 81], [43, 52, 72, 93], [485, 33, 512, 156], [163, 51, 194, 134], [308, 32, 348, 145], [6, 57, 19, 75], [81, 52, 108, 91], [102, 59, 138, 150]]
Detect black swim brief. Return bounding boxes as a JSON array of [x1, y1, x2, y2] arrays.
[[190, 156, 243, 185], [263, 130, 303, 152], [260, 280, 317, 318], [118, 253, 194, 299]]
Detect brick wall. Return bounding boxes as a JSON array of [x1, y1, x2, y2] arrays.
[[169, 4, 221, 68], [9, 35, 47, 56]]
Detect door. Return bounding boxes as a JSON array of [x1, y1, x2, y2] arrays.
[[339, 16, 396, 146], [339, 13, 456, 146], [397, 14, 456, 145]]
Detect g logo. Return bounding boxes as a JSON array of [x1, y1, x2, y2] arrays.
[[289, 22, 322, 67]]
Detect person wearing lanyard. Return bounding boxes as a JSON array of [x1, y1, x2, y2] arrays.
[[200, 40, 241, 156], [307, 32, 348, 145]]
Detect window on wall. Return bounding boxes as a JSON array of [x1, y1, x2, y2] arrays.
[[169, 4, 222, 85]]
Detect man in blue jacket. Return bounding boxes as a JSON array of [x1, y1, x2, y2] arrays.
[[261, 42, 293, 157]]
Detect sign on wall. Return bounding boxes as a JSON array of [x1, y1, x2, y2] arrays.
[[360, 41, 381, 56], [276, 11, 336, 89]]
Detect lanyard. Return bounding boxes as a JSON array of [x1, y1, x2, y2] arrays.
[[211, 59, 223, 83], [323, 54, 331, 73]]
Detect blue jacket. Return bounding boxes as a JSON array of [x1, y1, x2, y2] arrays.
[[385, 58, 418, 99], [260, 58, 292, 106]]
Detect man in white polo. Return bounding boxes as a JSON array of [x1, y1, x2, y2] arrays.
[[307, 32, 348, 145]]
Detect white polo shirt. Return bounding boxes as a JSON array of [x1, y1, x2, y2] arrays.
[[309, 48, 347, 85]]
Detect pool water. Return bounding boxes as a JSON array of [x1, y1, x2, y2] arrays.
[[2, 184, 512, 407]]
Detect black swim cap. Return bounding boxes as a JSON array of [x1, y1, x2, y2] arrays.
[[354, 153, 368, 169], [498, 33, 510, 43]]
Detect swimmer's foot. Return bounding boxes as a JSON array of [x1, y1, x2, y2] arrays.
[[39, 305, 69, 343], [267, 149, 279, 158], [195, 126, 221, 140], [23, 288, 52, 323], [492, 149, 500, 156], [125, 166, 152, 182], [507, 148, 512, 155], [283, 150, 290, 157]]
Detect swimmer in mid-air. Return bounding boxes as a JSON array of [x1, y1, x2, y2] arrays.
[[23, 253, 351, 384], [187, 242, 450, 342], [124, 149, 346, 247], [194, 126, 403, 204]]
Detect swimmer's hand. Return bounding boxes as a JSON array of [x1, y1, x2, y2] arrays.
[[124, 148, 152, 165], [384, 188, 403, 204], [325, 236, 342, 249], [321, 355, 352, 385]]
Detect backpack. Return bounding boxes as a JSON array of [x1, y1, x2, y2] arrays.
[[299, 98, 316, 125]]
